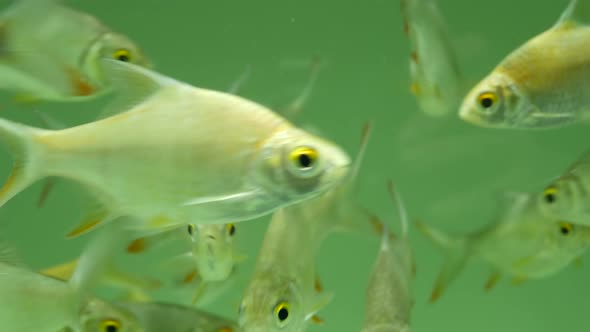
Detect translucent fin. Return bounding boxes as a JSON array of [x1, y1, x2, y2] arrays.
[[305, 291, 333, 322], [415, 221, 470, 303], [386, 179, 409, 237], [97, 59, 178, 119], [126, 227, 183, 254], [282, 56, 322, 119], [0, 118, 45, 208], [484, 270, 502, 291], [314, 273, 323, 293], [40, 259, 78, 281], [65, 205, 113, 238], [69, 223, 127, 292], [191, 281, 208, 304], [555, 0, 590, 27], [182, 190, 261, 207], [227, 65, 252, 94]]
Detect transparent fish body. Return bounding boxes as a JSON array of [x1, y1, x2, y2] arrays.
[[0, 60, 350, 236], [401, 0, 463, 116], [459, 0, 590, 128], [363, 185, 414, 332], [536, 150, 590, 226], [419, 192, 590, 301], [0, 0, 149, 101]]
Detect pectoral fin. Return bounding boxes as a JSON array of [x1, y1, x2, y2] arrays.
[[305, 291, 333, 323]]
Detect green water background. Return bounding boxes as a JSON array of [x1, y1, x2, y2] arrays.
[[0, 0, 588, 331]]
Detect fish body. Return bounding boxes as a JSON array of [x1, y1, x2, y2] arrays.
[[0, 60, 350, 236], [401, 0, 463, 116], [363, 184, 414, 332], [418, 192, 590, 302], [238, 125, 372, 332], [80, 299, 238, 332], [459, 0, 590, 128], [537, 150, 590, 226], [0, 0, 150, 101]]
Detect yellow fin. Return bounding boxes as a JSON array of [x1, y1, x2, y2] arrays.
[[182, 269, 199, 285], [314, 274, 323, 293], [484, 271, 501, 291], [66, 207, 110, 238], [40, 259, 78, 281], [311, 315, 324, 325], [37, 178, 56, 208], [511, 276, 528, 285], [191, 281, 208, 304], [12, 93, 40, 105], [126, 238, 147, 254]]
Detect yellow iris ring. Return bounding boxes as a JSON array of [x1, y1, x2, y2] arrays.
[[559, 221, 573, 234], [289, 147, 318, 168], [113, 49, 131, 61], [100, 319, 121, 331], [226, 223, 236, 236], [274, 302, 290, 320], [477, 92, 498, 108]]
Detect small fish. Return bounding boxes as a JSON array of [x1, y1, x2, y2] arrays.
[[238, 123, 372, 332], [362, 181, 414, 332], [537, 150, 590, 225], [459, 0, 590, 128], [0, 0, 150, 101], [401, 0, 463, 116], [127, 222, 244, 303], [0, 59, 350, 237], [80, 299, 239, 332], [418, 192, 590, 302], [0, 223, 124, 331]]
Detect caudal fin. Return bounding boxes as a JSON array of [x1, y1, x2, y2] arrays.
[[0, 118, 46, 207], [415, 221, 470, 303]]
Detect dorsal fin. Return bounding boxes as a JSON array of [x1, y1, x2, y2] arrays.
[[555, 0, 590, 28], [97, 59, 179, 119]]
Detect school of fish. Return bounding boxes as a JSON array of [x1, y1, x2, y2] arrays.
[[0, 0, 588, 331]]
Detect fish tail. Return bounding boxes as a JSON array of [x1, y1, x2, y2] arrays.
[[0, 117, 47, 207], [415, 220, 471, 303]]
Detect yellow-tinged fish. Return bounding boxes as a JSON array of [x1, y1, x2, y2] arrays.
[[238, 124, 373, 332], [0, 223, 124, 331], [79, 299, 239, 332], [537, 150, 590, 226], [418, 192, 590, 303], [363, 182, 414, 332], [401, 0, 463, 117], [0, 59, 350, 237], [0, 0, 150, 101], [459, 0, 590, 128]]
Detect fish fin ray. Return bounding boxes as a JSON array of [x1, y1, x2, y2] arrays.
[[281, 56, 322, 119], [97, 59, 177, 119], [415, 220, 470, 303], [555, 0, 590, 27]]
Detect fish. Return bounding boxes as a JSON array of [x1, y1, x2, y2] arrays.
[[127, 222, 245, 303], [459, 0, 590, 128], [536, 150, 590, 226], [417, 192, 590, 302], [401, 0, 463, 117], [238, 123, 373, 332], [79, 299, 238, 332], [0, 0, 150, 101], [362, 181, 414, 332], [0, 223, 124, 331], [0, 59, 350, 237]]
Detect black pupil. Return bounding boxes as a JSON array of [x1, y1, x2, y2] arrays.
[[106, 324, 118, 332], [545, 193, 556, 203], [187, 225, 193, 235], [117, 54, 130, 62], [229, 225, 235, 236], [278, 307, 289, 321], [298, 153, 312, 168], [560, 226, 570, 235], [481, 97, 493, 108]]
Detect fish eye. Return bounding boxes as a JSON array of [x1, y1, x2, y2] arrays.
[[289, 146, 318, 170], [274, 302, 290, 323], [559, 221, 573, 236], [477, 92, 498, 110], [113, 49, 131, 62], [544, 186, 557, 204], [226, 223, 236, 236], [187, 224, 195, 235], [100, 319, 121, 332]]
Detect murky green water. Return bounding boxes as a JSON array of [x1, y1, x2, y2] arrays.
[[0, 0, 588, 331]]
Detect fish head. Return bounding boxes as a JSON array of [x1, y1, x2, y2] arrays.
[[459, 71, 532, 128], [79, 298, 143, 332], [548, 220, 590, 255], [255, 128, 351, 205], [238, 275, 305, 332], [536, 178, 579, 221], [82, 32, 151, 87], [187, 223, 237, 281]]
